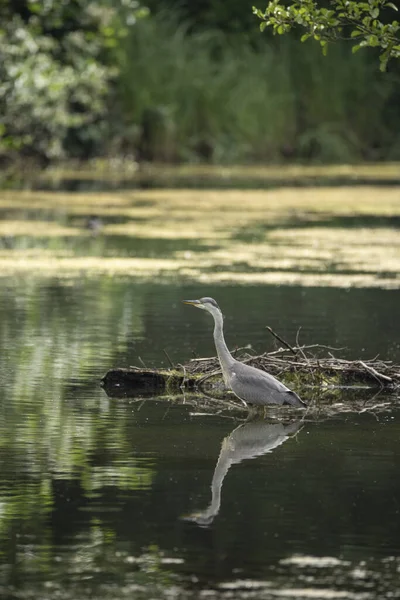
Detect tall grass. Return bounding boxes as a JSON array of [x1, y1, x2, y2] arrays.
[[117, 12, 400, 163]]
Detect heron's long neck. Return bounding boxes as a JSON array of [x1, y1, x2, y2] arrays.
[[212, 311, 234, 373]]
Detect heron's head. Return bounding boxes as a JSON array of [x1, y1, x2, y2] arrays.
[[182, 297, 222, 318]]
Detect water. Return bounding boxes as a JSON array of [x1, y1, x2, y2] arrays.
[[1, 179, 399, 598], [0, 278, 400, 599]]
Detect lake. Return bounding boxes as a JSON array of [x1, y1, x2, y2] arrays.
[[0, 173, 399, 599]]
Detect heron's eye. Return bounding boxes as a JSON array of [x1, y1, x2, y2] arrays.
[[200, 297, 219, 308]]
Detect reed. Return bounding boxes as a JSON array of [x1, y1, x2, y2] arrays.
[[117, 11, 400, 163]]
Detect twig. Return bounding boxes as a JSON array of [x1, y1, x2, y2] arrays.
[[296, 327, 308, 361], [163, 349, 174, 368], [162, 404, 172, 420], [138, 356, 147, 368], [198, 369, 223, 393], [328, 353, 352, 363], [177, 363, 188, 390], [193, 386, 248, 411], [266, 326, 297, 355], [267, 343, 345, 357], [359, 361, 392, 383], [188, 356, 217, 363]]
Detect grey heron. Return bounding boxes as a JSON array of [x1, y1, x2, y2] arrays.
[[183, 297, 306, 408]]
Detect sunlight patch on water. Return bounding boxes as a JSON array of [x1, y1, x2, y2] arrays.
[[214, 555, 400, 600], [267, 590, 369, 598], [191, 271, 400, 289], [280, 555, 350, 568], [0, 185, 399, 288], [0, 220, 82, 237]]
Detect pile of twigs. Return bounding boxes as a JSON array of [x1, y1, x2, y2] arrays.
[[184, 328, 400, 391]]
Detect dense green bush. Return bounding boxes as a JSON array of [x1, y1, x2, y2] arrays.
[[0, 19, 108, 163], [0, 0, 127, 164]]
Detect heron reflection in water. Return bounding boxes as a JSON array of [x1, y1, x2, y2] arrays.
[[182, 419, 302, 527], [183, 297, 305, 408]]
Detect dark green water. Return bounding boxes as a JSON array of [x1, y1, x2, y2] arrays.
[[0, 278, 399, 599]]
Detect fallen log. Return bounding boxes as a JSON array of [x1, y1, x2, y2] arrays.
[[101, 366, 200, 397]]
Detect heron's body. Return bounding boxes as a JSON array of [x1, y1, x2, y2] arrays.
[[226, 361, 304, 406], [183, 297, 305, 408]]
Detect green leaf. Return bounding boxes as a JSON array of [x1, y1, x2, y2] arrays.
[[252, 7, 264, 17], [367, 34, 380, 46], [379, 57, 388, 70], [28, 2, 41, 14], [379, 48, 391, 71], [321, 41, 328, 55]]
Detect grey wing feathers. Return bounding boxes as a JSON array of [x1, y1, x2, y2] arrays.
[[229, 362, 305, 407]]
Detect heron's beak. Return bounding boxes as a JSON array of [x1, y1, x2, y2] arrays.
[[182, 299, 202, 307]]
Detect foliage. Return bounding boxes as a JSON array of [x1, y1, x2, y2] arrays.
[[118, 13, 298, 162], [118, 12, 400, 163], [253, 0, 400, 70], [144, 0, 258, 33], [0, 0, 144, 163], [0, 0, 399, 165]]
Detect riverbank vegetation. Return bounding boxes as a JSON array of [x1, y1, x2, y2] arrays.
[[1, 0, 400, 171]]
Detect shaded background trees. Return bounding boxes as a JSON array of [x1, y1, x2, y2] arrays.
[[1, 0, 399, 166]]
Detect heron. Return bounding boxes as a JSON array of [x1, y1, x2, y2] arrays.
[[183, 297, 306, 408]]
